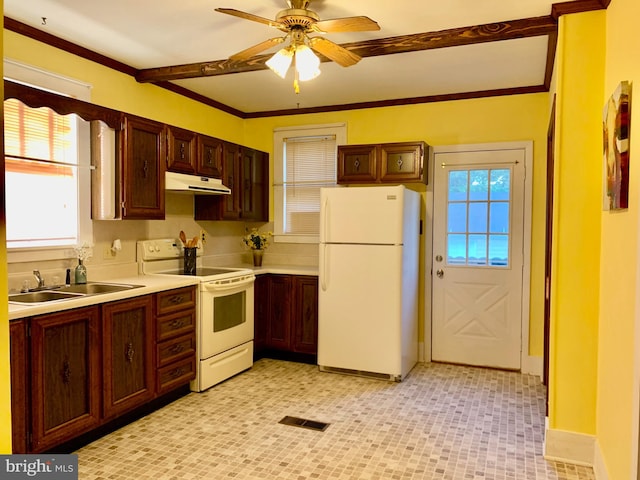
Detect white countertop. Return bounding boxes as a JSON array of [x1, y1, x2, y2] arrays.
[[8, 264, 318, 321]]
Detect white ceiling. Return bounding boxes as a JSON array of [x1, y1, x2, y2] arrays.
[[4, 0, 576, 115]]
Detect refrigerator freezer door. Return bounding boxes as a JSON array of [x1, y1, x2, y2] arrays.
[[320, 185, 408, 245], [318, 243, 404, 377]]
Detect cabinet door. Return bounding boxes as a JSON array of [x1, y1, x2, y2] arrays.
[[167, 125, 197, 174], [253, 275, 270, 355], [380, 142, 426, 183], [10, 320, 28, 453], [220, 141, 241, 219], [240, 147, 269, 221], [267, 275, 293, 350], [121, 116, 166, 219], [292, 276, 319, 354], [102, 296, 155, 418], [197, 134, 223, 178], [30, 307, 101, 453], [337, 145, 378, 184]]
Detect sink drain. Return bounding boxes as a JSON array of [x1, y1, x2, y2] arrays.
[[279, 416, 330, 432]]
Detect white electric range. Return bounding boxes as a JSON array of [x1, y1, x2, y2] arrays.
[[137, 239, 255, 392]]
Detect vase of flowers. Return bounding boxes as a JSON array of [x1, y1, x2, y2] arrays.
[[73, 243, 93, 284], [243, 228, 272, 267]]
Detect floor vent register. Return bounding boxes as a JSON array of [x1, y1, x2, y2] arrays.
[[278, 416, 330, 432]]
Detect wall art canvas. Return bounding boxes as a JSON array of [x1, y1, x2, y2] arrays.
[[603, 80, 632, 210]]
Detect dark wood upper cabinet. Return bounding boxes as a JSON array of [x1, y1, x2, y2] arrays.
[[30, 307, 101, 453], [197, 134, 224, 178], [121, 115, 166, 219], [102, 296, 155, 419], [167, 125, 197, 174], [337, 144, 378, 184], [195, 144, 269, 222], [337, 141, 428, 185]]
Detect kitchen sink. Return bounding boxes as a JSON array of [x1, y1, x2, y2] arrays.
[[59, 282, 144, 295], [9, 290, 85, 304], [9, 282, 144, 304]]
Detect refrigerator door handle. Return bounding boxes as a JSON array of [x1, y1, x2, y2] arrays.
[[320, 243, 328, 291], [321, 196, 329, 242]]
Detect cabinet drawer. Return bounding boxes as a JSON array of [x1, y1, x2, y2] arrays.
[[157, 333, 195, 367], [157, 356, 196, 394], [157, 310, 196, 341], [156, 286, 196, 316]]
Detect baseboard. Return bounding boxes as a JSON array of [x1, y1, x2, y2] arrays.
[[522, 355, 543, 379], [544, 420, 595, 467], [592, 440, 609, 480]]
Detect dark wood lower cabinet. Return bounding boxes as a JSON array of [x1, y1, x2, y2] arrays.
[[254, 274, 318, 361], [102, 296, 155, 419], [10, 287, 196, 453], [10, 320, 28, 453], [30, 307, 101, 453]]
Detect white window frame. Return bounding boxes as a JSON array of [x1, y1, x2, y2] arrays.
[[273, 123, 346, 244], [4, 59, 93, 263]]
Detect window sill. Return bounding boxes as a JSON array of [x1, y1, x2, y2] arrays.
[[274, 234, 319, 245]]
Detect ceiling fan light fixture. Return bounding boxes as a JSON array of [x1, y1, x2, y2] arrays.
[[294, 44, 321, 81], [266, 47, 294, 78]]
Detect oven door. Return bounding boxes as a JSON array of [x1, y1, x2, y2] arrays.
[[199, 275, 254, 359]]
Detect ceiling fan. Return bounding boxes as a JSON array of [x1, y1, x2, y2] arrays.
[[215, 0, 380, 92]]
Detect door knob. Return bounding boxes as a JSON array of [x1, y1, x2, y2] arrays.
[[436, 269, 444, 278]]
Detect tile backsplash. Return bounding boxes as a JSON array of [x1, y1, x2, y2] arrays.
[[7, 193, 318, 293]]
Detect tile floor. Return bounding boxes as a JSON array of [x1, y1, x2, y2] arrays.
[[76, 359, 595, 480]]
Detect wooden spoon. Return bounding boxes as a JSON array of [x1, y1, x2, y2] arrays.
[[179, 230, 187, 245], [189, 235, 199, 248]]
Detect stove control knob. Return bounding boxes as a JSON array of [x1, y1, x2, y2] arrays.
[[148, 245, 155, 253]]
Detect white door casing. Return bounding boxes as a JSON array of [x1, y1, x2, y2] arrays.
[[431, 143, 532, 370]]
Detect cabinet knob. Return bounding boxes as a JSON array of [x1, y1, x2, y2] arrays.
[[62, 360, 71, 384], [354, 159, 360, 171], [397, 157, 404, 169], [125, 342, 135, 363]]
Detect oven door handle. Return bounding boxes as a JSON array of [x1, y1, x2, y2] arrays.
[[202, 276, 255, 292]]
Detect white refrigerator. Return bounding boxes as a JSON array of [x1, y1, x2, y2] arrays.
[[318, 185, 420, 381]]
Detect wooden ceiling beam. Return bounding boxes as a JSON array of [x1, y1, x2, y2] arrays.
[[135, 15, 557, 83]]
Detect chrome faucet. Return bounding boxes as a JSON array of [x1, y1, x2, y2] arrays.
[[33, 270, 45, 289]]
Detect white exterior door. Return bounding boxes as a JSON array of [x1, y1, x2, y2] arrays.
[[432, 146, 527, 370]]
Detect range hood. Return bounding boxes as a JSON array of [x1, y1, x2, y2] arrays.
[[165, 171, 231, 195]]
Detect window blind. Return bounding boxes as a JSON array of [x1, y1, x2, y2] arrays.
[[281, 134, 336, 235]]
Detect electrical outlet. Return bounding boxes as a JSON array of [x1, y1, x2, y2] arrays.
[[201, 230, 206, 244], [103, 247, 115, 259]]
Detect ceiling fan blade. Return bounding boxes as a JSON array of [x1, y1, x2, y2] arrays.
[[309, 37, 361, 67], [313, 16, 380, 33], [215, 8, 284, 30], [229, 37, 286, 62]]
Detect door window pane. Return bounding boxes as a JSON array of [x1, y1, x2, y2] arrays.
[[490, 169, 510, 200], [468, 234, 487, 265], [468, 202, 488, 233], [447, 234, 466, 265], [469, 170, 488, 201], [447, 203, 467, 232], [446, 167, 511, 267], [448, 170, 468, 201], [490, 203, 510, 233], [489, 235, 509, 266]]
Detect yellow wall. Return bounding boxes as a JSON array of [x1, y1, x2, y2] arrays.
[[0, 4, 12, 454], [549, 10, 605, 436], [4, 31, 244, 144], [597, 0, 640, 477], [245, 94, 550, 357]]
